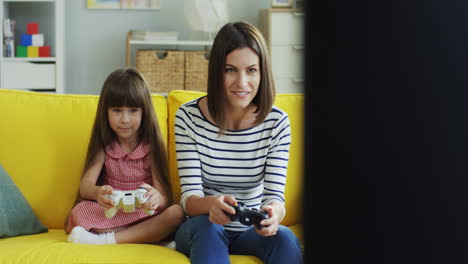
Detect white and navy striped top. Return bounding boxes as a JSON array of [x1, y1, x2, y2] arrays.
[[175, 97, 291, 232]]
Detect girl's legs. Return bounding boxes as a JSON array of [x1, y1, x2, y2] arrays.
[[114, 204, 185, 243], [69, 204, 185, 244], [175, 215, 230, 264], [229, 225, 303, 264], [68, 226, 116, 245]]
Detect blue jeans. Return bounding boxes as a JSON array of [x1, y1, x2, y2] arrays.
[[175, 215, 303, 264]]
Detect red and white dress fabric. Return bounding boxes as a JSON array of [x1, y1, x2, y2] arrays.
[[66, 141, 156, 233]]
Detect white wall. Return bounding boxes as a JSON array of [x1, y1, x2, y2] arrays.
[[64, 0, 272, 94]]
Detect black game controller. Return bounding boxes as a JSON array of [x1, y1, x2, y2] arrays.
[[228, 202, 269, 229]]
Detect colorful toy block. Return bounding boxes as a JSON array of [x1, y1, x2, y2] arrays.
[[17, 23, 51, 58], [39, 46, 50, 57], [27, 23, 39, 34], [21, 34, 32, 46], [16, 46, 27, 57], [32, 34, 44, 46], [27, 46, 39, 57]]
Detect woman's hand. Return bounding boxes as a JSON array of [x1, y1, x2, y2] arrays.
[[208, 195, 237, 226], [139, 183, 163, 211], [255, 204, 283, 237], [97, 185, 114, 209]]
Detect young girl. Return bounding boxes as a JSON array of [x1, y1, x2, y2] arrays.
[[66, 68, 185, 245]]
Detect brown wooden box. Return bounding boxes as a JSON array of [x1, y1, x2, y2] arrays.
[[136, 50, 185, 93], [184, 51, 209, 92]]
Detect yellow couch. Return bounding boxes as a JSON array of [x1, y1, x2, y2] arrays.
[[0, 89, 303, 264]]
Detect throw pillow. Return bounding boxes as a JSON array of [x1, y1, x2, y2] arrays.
[[0, 164, 47, 238]]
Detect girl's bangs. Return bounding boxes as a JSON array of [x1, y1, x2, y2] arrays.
[[105, 79, 144, 108]]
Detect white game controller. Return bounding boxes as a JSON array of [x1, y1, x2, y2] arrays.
[[104, 187, 155, 219]]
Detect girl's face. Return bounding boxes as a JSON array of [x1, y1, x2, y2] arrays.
[[223, 47, 260, 110], [107, 106, 142, 142]]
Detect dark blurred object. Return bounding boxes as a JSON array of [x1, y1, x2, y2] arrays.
[[303, 0, 468, 263]]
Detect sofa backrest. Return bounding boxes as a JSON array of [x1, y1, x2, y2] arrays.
[[167, 91, 304, 226], [0, 89, 303, 228], [0, 89, 167, 229]]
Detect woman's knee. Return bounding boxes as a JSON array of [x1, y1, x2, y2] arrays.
[[274, 226, 301, 247], [178, 215, 226, 242], [264, 226, 303, 263], [175, 215, 228, 251], [190, 215, 225, 238]]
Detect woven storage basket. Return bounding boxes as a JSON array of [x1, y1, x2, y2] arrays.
[[184, 51, 209, 92], [136, 50, 185, 93]]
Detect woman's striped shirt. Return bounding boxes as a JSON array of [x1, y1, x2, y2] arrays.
[[175, 97, 291, 232]]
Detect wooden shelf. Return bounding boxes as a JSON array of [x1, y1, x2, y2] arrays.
[[129, 40, 212, 46], [0, 0, 64, 93], [3, 57, 56, 62], [4, 0, 55, 2], [126, 31, 212, 67]]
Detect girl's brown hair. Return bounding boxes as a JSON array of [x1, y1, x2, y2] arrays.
[[207, 22, 275, 132], [66, 68, 171, 230], [85, 68, 170, 194]]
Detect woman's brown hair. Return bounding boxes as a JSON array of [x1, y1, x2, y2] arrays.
[[207, 22, 275, 133]]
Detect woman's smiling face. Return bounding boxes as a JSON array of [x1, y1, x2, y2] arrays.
[[223, 47, 261, 110]]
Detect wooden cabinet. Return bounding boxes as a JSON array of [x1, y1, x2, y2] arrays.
[[0, 0, 64, 93], [3, 61, 55, 89], [259, 8, 304, 94]]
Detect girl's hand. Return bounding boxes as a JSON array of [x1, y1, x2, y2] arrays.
[[255, 205, 280, 237], [139, 183, 162, 211], [208, 195, 237, 226], [97, 185, 114, 209]]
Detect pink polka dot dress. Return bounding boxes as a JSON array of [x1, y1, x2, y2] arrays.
[[66, 141, 157, 233]]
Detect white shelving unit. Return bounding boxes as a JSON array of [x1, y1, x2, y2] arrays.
[[126, 31, 212, 67], [259, 8, 304, 94], [0, 0, 64, 93]]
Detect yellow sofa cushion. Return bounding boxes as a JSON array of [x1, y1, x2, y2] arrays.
[[167, 90, 304, 227], [0, 229, 266, 264], [0, 89, 167, 229]]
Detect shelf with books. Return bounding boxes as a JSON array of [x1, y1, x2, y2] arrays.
[[0, 0, 64, 93]]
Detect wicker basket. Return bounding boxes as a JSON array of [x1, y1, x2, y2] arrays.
[[136, 50, 185, 93], [184, 51, 209, 92]]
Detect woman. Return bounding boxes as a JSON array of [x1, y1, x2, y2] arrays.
[[174, 22, 303, 264]]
